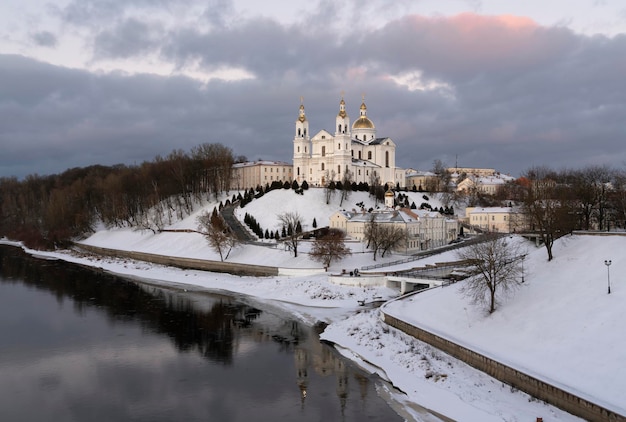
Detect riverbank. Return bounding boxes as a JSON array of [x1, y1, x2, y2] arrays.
[[1, 239, 581, 421]]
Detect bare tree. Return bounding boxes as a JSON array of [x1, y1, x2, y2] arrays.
[[363, 214, 406, 261], [191, 143, 234, 201], [197, 208, 239, 261], [310, 228, 352, 267], [278, 211, 304, 257], [323, 170, 336, 205], [368, 171, 384, 205], [430, 159, 451, 192], [339, 169, 353, 207], [457, 234, 524, 314], [521, 166, 576, 261]]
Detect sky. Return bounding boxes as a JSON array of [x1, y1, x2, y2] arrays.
[[6, 186, 623, 420], [1, 0, 626, 179]]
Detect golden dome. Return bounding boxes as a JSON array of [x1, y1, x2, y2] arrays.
[[352, 116, 375, 129], [385, 190, 394, 197], [298, 104, 307, 122]]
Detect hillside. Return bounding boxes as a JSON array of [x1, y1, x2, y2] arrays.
[[82, 187, 453, 270]]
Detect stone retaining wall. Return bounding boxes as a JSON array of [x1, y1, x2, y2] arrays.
[[76, 244, 280, 277], [381, 311, 625, 422]]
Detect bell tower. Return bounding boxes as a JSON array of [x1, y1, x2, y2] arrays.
[[293, 97, 310, 184]]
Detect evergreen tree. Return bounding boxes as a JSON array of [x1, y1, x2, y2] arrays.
[[291, 180, 299, 190], [312, 218, 317, 228], [301, 180, 309, 190]]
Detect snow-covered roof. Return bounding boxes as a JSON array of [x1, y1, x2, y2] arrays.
[[469, 207, 516, 214], [233, 160, 291, 168], [340, 207, 443, 224], [406, 170, 436, 177]]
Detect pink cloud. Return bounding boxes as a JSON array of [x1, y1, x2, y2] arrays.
[[372, 13, 575, 77]]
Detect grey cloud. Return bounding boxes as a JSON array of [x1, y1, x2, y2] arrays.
[[58, 0, 179, 26], [31, 31, 58, 47], [201, 0, 235, 28], [93, 18, 163, 59]]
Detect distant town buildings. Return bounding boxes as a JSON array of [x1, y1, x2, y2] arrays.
[[292, 97, 405, 188], [330, 191, 458, 253]]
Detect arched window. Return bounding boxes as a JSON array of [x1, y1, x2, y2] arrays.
[[338, 143, 341, 150], [358, 151, 362, 159], [338, 124, 342, 133], [298, 128, 301, 136], [297, 146, 300, 153], [304, 128, 306, 136], [367, 151, 372, 160], [321, 146, 326, 157], [385, 151, 389, 168], [321, 163, 325, 171], [297, 167, 300, 175], [337, 165, 341, 174]]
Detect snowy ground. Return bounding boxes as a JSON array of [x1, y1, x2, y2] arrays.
[[3, 189, 621, 421]]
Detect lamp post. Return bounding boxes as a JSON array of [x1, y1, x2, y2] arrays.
[[604, 260, 612, 294]]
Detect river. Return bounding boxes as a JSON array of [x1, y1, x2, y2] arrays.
[[0, 245, 403, 421]]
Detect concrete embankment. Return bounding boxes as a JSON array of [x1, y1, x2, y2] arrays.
[[380, 298, 625, 422], [75, 243, 280, 276], [74, 243, 327, 277]]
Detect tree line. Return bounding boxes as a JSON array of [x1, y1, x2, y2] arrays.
[[0, 143, 236, 249], [497, 165, 626, 261]]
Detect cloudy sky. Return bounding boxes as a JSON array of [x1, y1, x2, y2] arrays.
[[1, 0, 625, 179]]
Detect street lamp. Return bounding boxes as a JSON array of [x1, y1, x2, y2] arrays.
[[604, 260, 612, 294]]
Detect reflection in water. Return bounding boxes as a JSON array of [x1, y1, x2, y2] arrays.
[[0, 246, 402, 421]]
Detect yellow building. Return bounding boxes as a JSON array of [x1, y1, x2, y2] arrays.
[[231, 160, 293, 190], [464, 207, 528, 233]]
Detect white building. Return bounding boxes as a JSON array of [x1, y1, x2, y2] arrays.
[[293, 97, 405, 188]]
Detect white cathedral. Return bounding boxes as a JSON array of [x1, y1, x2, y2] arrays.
[[292, 97, 405, 188]]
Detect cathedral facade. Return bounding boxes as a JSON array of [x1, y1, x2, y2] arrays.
[[292, 97, 405, 188]]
